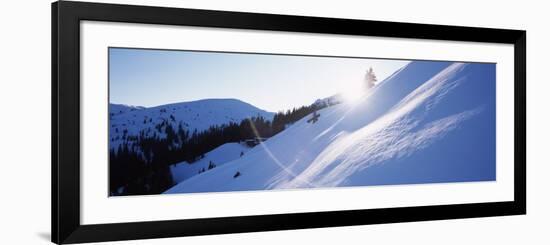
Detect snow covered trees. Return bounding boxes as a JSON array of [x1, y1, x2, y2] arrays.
[[365, 67, 377, 89], [109, 115, 272, 195]]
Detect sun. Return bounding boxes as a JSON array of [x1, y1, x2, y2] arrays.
[[339, 78, 366, 103], [341, 88, 364, 103]]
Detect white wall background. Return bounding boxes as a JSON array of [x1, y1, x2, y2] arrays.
[[0, 0, 548, 244]]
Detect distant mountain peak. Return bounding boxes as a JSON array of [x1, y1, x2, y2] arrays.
[[109, 98, 274, 150]]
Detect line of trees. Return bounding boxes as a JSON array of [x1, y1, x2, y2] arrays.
[[110, 102, 331, 196], [271, 104, 323, 134]]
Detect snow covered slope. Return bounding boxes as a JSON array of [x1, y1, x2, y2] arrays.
[[165, 61, 496, 194], [109, 98, 274, 149], [109, 103, 145, 116], [169, 142, 252, 184]]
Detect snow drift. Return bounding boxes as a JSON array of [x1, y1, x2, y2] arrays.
[[165, 61, 496, 194]]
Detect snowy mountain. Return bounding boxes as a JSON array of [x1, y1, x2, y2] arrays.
[[169, 142, 252, 184], [109, 103, 145, 116], [165, 61, 496, 194], [109, 98, 274, 150]]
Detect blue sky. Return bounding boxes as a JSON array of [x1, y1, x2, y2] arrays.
[[109, 48, 409, 112]]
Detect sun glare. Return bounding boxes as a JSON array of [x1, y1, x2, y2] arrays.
[[341, 88, 363, 103], [340, 78, 366, 103]]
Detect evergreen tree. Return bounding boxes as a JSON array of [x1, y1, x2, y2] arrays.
[[208, 161, 216, 170], [365, 67, 377, 89]]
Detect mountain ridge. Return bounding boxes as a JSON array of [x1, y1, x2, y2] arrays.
[[109, 98, 275, 150]]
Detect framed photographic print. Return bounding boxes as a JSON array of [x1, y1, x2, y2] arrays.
[[52, 1, 526, 244]]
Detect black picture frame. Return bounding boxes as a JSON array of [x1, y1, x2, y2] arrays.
[[52, 1, 526, 244]]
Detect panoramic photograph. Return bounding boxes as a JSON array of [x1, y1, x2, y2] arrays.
[[108, 47, 496, 196]]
